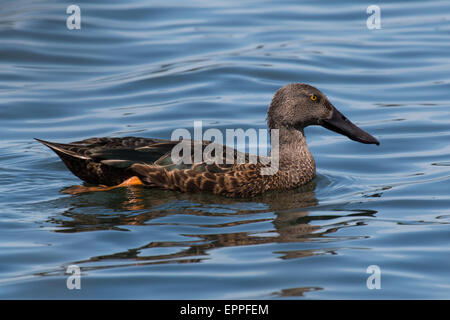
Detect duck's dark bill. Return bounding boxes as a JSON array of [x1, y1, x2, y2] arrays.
[[320, 107, 380, 145]]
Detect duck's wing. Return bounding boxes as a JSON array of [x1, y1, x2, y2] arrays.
[[130, 144, 264, 196], [36, 137, 188, 185], [37, 136, 262, 190], [36, 137, 179, 167], [129, 141, 267, 196]]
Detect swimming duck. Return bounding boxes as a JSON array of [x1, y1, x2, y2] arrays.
[[36, 83, 379, 197]]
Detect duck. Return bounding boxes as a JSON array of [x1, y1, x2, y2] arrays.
[[36, 83, 379, 197]]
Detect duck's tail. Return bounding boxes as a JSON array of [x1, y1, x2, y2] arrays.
[[35, 138, 132, 186], [34, 138, 91, 160]]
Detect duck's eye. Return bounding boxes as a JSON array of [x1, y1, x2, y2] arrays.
[[310, 94, 318, 101]]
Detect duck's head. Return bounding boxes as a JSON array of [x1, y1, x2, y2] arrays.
[[267, 83, 379, 145]]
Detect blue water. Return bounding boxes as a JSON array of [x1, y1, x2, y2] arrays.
[[1, 0, 450, 299]]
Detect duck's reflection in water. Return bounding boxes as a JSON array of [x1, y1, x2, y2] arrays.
[[48, 181, 376, 269]]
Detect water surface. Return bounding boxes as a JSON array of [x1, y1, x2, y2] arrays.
[[1, 0, 450, 299]]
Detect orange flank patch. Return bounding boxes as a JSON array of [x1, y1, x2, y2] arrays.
[[117, 176, 143, 187], [62, 176, 144, 195]]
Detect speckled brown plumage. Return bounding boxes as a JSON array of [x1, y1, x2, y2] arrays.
[[36, 83, 379, 198]]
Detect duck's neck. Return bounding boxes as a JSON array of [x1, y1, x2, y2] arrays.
[[272, 126, 315, 171]]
